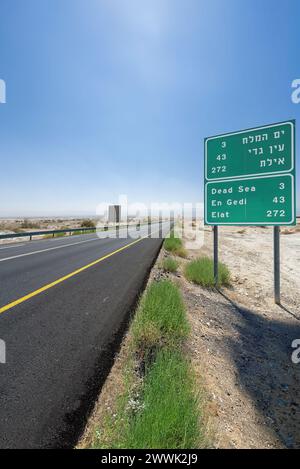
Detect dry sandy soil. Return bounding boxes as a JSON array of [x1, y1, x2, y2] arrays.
[[179, 222, 300, 448], [0, 217, 90, 232]]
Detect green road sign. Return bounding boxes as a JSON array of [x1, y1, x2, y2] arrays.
[[204, 121, 296, 226], [205, 121, 294, 180], [205, 174, 295, 225]]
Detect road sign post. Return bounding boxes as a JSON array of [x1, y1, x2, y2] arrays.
[[213, 226, 218, 286], [204, 121, 296, 303], [274, 226, 281, 305]]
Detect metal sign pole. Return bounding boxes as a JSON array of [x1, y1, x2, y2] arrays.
[[274, 226, 281, 304], [213, 225, 219, 286]]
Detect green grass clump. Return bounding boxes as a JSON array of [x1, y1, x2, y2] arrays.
[[175, 246, 188, 258], [132, 281, 189, 352], [164, 231, 186, 252], [164, 233, 188, 258], [164, 236, 182, 252], [184, 256, 230, 287], [161, 257, 179, 273], [121, 349, 201, 449]]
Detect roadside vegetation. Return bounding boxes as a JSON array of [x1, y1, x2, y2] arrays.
[[43, 232, 67, 239], [131, 281, 189, 352], [184, 256, 230, 287], [20, 219, 41, 229], [91, 280, 206, 449], [161, 257, 179, 273], [81, 219, 95, 228], [164, 232, 187, 258], [71, 228, 96, 236], [118, 349, 200, 449], [44, 229, 97, 239]]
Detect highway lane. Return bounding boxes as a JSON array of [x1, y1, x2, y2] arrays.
[[0, 223, 163, 308], [0, 223, 153, 261], [0, 223, 167, 448], [0, 222, 157, 252]]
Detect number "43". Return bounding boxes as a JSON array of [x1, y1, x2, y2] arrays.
[[273, 196, 285, 204]]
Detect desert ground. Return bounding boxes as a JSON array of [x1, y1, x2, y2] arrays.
[[178, 221, 300, 448]]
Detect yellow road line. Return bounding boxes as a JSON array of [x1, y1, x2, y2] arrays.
[[0, 234, 151, 315]]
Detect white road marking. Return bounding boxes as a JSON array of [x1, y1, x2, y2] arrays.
[[0, 238, 102, 262], [0, 244, 26, 250]]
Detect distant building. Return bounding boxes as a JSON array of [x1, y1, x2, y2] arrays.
[[108, 205, 121, 223]]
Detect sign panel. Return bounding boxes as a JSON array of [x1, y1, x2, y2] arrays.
[[205, 121, 294, 180], [204, 121, 296, 226], [205, 174, 294, 225]]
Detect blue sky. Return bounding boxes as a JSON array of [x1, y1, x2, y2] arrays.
[[0, 0, 299, 216]]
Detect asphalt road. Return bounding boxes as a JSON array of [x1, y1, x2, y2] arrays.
[[0, 223, 167, 448]]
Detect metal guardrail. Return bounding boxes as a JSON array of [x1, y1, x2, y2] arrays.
[[0, 227, 96, 241], [0, 220, 170, 243], [0, 223, 146, 241]]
